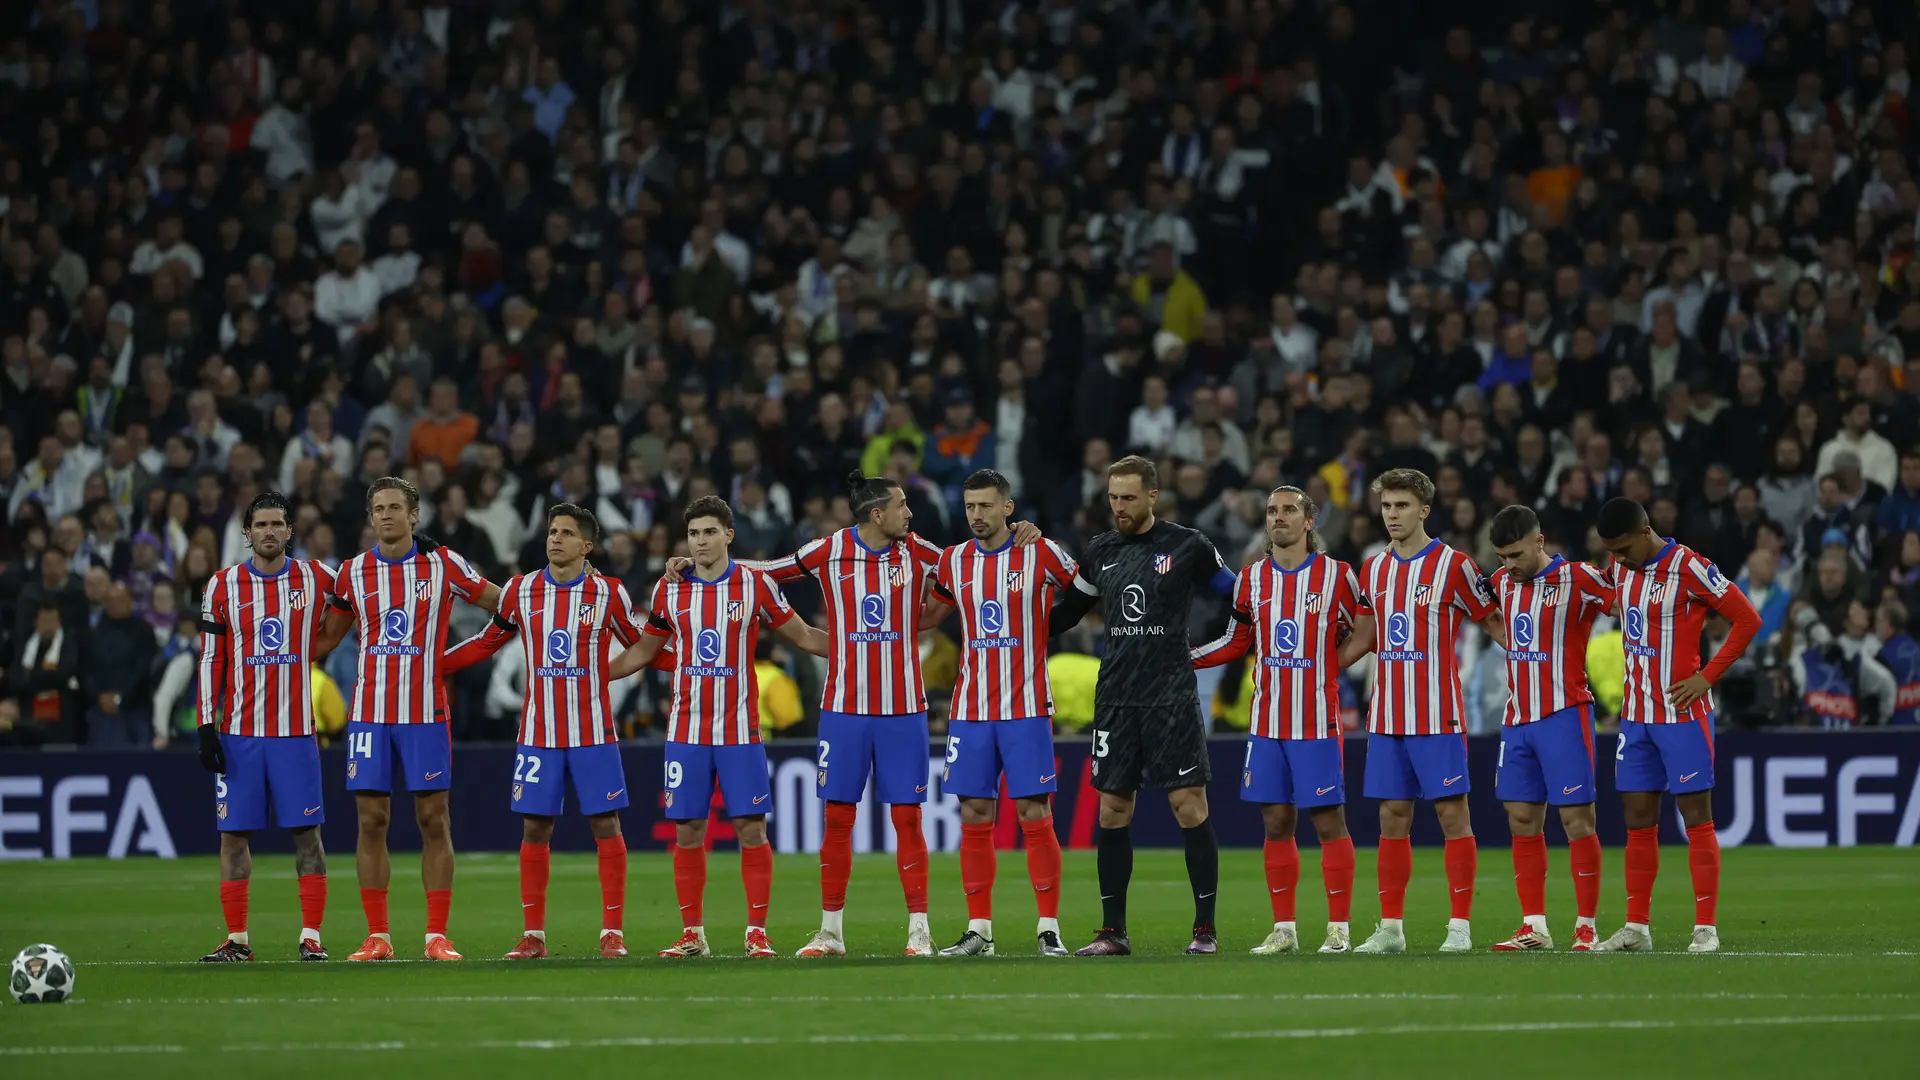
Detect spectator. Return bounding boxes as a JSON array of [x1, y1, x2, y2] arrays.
[[410, 379, 481, 469], [1817, 400, 1899, 492], [84, 583, 158, 746], [11, 600, 83, 746]]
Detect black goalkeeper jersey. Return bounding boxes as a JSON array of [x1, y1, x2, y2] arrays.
[[1057, 519, 1235, 711]]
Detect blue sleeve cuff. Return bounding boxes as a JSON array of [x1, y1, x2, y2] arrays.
[[1210, 568, 1237, 597]]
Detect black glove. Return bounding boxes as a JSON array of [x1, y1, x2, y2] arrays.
[[414, 532, 444, 552], [197, 723, 227, 774]]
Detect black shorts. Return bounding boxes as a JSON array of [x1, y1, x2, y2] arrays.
[[1089, 705, 1211, 794]]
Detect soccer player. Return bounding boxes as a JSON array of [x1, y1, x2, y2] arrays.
[[1484, 505, 1612, 952], [1341, 468, 1506, 954], [609, 495, 829, 959], [441, 503, 641, 960], [1048, 455, 1238, 956], [930, 470, 1075, 958], [1192, 486, 1370, 955], [318, 476, 501, 961], [194, 492, 336, 962], [1592, 497, 1760, 954], [664, 473, 1036, 957]]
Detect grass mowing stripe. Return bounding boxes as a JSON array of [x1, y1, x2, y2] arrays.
[[81, 990, 1920, 1006]]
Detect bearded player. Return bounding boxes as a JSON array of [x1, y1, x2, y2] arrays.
[[1192, 485, 1370, 955], [930, 470, 1075, 958], [1340, 468, 1507, 954], [1593, 498, 1759, 954], [318, 477, 501, 961], [1048, 456, 1238, 956], [610, 495, 829, 959], [1484, 505, 1612, 951], [195, 492, 336, 962], [442, 503, 641, 960]]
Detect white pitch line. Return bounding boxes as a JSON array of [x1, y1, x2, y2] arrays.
[[8, 1013, 1917, 1057], [85, 990, 1920, 1008]]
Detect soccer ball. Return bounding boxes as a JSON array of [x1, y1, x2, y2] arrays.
[[9, 944, 75, 1004]]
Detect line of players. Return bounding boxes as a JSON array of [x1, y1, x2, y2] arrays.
[[192, 455, 1757, 961]]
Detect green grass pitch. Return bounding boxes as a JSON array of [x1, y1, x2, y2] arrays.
[[2, 846, 1916, 1078]]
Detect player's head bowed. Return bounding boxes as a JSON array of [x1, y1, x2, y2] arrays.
[[1490, 504, 1548, 576], [1597, 497, 1662, 566]]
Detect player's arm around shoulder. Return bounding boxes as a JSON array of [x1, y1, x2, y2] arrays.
[[314, 557, 357, 656], [444, 574, 521, 674], [1192, 565, 1255, 668]]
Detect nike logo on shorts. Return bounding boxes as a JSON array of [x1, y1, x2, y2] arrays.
[[1178, 766, 1199, 776], [753, 794, 769, 804], [1101, 562, 1118, 572], [915, 785, 927, 793], [1316, 785, 1337, 796], [1443, 775, 1463, 786], [424, 771, 442, 780], [303, 806, 321, 816], [1679, 772, 1699, 783], [1562, 785, 1584, 795], [606, 789, 624, 800], [1039, 774, 1056, 783]]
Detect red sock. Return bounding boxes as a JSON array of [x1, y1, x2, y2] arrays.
[[597, 835, 627, 931], [960, 822, 996, 921], [1021, 817, 1062, 919], [424, 889, 451, 937], [1263, 839, 1299, 922], [1686, 822, 1720, 926], [1320, 836, 1355, 923], [821, 802, 857, 912], [740, 842, 772, 928], [519, 842, 550, 932], [1624, 826, 1660, 926], [1445, 836, 1478, 920], [1569, 834, 1602, 920], [673, 844, 707, 928], [361, 888, 389, 936], [891, 805, 929, 914], [297, 874, 325, 933], [1377, 836, 1411, 920], [220, 880, 248, 935], [1511, 833, 1548, 917]]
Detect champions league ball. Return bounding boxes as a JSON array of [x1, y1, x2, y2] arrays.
[[9, 944, 75, 1004]]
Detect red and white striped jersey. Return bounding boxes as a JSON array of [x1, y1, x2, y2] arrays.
[[1488, 556, 1613, 726], [1361, 540, 1496, 736], [1616, 539, 1762, 725], [443, 569, 644, 748], [935, 535, 1077, 722], [199, 558, 337, 737], [329, 541, 489, 725], [645, 561, 795, 744], [1193, 553, 1366, 740], [754, 528, 943, 716]]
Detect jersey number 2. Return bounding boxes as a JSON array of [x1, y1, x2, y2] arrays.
[[514, 753, 543, 784]]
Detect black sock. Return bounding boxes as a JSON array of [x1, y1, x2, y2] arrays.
[[1183, 818, 1219, 930], [1096, 825, 1133, 932]]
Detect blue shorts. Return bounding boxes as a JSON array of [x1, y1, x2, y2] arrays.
[[1241, 735, 1345, 808], [1496, 704, 1598, 806], [817, 711, 931, 805], [1363, 731, 1471, 801], [1615, 716, 1716, 794], [943, 717, 1059, 800], [664, 742, 772, 820], [511, 743, 629, 817], [343, 721, 452, 794], [216, 734, 324, 831]]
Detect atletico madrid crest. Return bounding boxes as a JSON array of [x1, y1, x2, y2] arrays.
[[817, 769, 828, 787], [1650, 582, 1669, 601], [1153, 553, 1172, 574], [888, 566, 907, 586], [1242, 771, 1252, 788], [664, 791, 674, 808], [1413, 584, 1433, 605], [1306, 592, 1323, 613], [513, 783, 524, 802], [415, 580, 431, 600], [347, 761, 358, 779], [1005, 571, 1024, 591], [216, 802, 228, 820], [727, 600, 745, 622], [578, 602, 594, 622], [1541, 584, 1560, 605], [290, 589, 306, 609]]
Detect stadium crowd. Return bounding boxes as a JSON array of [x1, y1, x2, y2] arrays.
[[0, 0, 1917, 751]]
